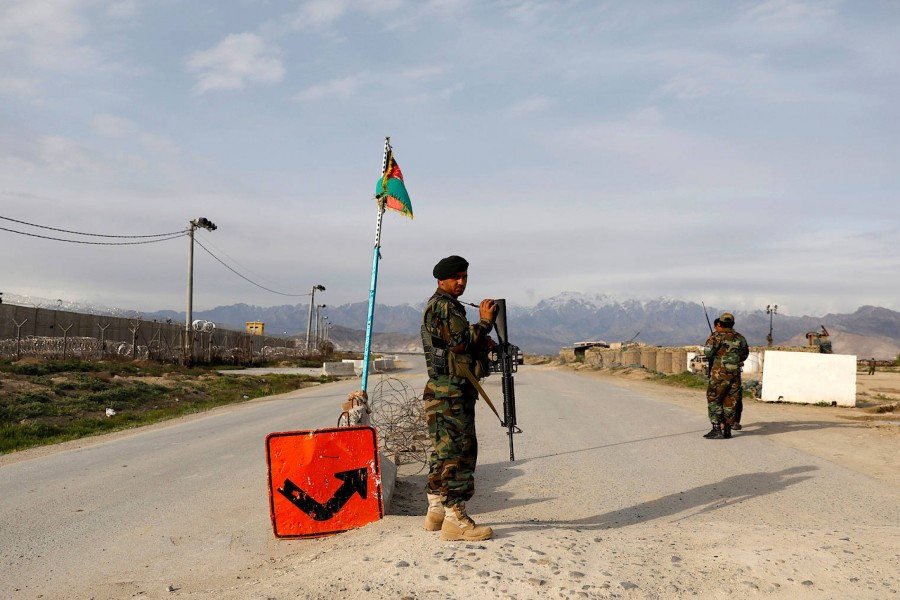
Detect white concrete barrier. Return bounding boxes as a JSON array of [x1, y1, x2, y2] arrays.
[[379, 452, 397, 514], [761, 351, 857, 407], [323, 362, 355, 376], [342, 357, 397, 376], [743, 351, 763, 374]]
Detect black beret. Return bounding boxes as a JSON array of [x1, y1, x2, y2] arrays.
[[433, 255, 469, 280]]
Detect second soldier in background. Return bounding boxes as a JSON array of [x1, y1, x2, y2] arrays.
[[703, 312, 749, 439]]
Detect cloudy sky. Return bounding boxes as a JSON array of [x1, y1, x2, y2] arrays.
[[1, 0, 897, 319]]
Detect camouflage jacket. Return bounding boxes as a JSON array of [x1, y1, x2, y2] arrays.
[[704, 328, 749, 379], [421, 289, 494, 396]]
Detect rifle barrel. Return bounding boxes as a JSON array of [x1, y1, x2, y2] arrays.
[[702, 301, 713, 334]]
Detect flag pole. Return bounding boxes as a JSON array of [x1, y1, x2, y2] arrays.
[[361, 136, 391, 393]]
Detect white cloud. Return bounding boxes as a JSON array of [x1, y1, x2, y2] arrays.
[[106, 0, 140, 20], [186, 33, 285, 94], [137, 133, 181, 157], [38, 136, 112, 175], [0, 77, 38, 98], [659, 75, 713, 101], [743, 0, 839, 25], [93, 114, 136, 138], [508, 96, 555, 117], [0, 0, 98, 71], [294, 73, 369, 101], [92, 113, 181, 157], [289, 0, 353, 29], [397, 65, 445, 81]]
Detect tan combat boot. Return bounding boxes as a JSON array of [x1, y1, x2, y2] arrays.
[[440, 502, 493, 541], [423, 493, 445, 531]]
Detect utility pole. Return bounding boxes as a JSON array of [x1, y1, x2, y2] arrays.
[[766, 304, 778, 347], [186, 217, 217, 364], [306, 284, 325, 349]]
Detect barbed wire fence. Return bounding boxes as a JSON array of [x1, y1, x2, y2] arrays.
[[367, 374, 430, 471], [0, 303, 311, 364]]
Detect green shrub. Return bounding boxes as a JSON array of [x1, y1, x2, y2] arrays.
[[655, 371, 708, 389]]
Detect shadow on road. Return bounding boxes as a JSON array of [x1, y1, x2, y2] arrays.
[[493, 429, 707, 463], [499, 465, 818, 533], [737, 420, 864, 436]]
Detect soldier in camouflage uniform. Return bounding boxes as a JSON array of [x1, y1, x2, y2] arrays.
[[703, 312, 749, 439], [420, 255, 497, 541]]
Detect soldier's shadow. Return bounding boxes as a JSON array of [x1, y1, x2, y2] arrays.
[[737, 421, 862, 436], [496, 465, 818, 532]]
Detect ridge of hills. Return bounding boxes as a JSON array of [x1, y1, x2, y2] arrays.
[[149, 293, 900, 359], [7, 292, 898, 358]]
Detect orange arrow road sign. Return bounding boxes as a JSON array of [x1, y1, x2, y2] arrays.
[[266, 426, 384, 538]]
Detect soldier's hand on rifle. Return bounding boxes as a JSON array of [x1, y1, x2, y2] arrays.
[[479, 298, 497, 322]]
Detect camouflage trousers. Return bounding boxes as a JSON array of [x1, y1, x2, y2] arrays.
[[424, 388, 478, 507], [707, 374, 742, 425]]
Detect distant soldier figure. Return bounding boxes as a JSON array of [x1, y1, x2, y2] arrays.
[[420, 255, 497, 541], [868, 358, 876, 375], [703, 312, 749, 439]]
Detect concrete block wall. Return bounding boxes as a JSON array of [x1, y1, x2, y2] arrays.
[[640, 349, 657, 371]]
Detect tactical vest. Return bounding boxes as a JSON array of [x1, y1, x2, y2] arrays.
[[421, 295, 490, 380], [421, 295, 449, 378]]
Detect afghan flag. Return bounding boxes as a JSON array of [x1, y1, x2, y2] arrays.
[[375, 150, 413, 219]]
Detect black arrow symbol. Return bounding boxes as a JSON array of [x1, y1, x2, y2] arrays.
[[277, 468, 369, 521]]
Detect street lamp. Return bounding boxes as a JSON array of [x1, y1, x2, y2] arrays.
[[186, 217, 217, 364], [306, 284, 325, 349], [766, 304, 778, 347], [315, 304, 326, 350]]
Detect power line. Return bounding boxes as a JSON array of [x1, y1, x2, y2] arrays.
[[195, 231, 286, 290], [0, 214, 186, 238], [1, 225, 186, 245], [193, 238, 312, 297]]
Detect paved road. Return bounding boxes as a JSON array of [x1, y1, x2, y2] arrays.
[[2, 359, 898, 599]]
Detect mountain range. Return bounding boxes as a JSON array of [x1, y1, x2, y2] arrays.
[[147, 293, 900, 359]]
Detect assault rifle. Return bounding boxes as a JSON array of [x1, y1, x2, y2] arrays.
[[701, 301, 713, 378], [487, 299, 522, 461]]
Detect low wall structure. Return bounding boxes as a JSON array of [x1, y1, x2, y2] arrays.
[[323, 362, 355, 376], [760, 351, 857, 407], [621, 350, 641, 367], [341, 356, 397, 376], [656, 351, 673, 373]]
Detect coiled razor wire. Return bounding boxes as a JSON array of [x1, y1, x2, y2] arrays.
[[369, 376, 430, 471]]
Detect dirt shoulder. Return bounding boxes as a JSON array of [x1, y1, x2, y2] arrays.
[[558, 363, 900, 489]]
